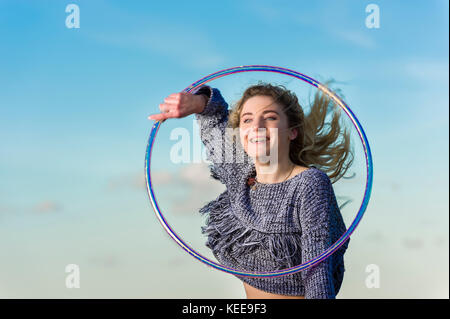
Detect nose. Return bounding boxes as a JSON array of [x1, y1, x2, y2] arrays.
[[251, 117, 266, 132]]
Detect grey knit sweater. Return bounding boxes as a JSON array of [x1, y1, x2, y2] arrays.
[[193, 85, 349, 299]]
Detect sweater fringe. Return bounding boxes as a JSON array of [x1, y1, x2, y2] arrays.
[[199, 190, 303, 269]]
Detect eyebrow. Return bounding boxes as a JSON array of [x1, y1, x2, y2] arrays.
[[241, 110, 280, 117]]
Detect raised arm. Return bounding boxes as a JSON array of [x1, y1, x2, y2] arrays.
[[192, 85, 254, 186], [297, 171, 349, 299], [147, 86, 254, 186]]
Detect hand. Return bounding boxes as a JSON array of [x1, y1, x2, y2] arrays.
[[147, 92, 208, 122]]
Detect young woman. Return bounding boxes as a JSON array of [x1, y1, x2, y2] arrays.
[[148, 82, 353, 299]]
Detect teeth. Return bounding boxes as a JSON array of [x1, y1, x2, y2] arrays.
[[250, 137, 268, 143]]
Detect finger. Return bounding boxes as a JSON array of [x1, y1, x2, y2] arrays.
[[163, 96, 180, 104], [167, 92, 182, 99], [166, 92, 186, 102], [159, 103, 170, 113], [148, 112, 170, 121], [149, 107, 180, 121], [160, 100, 181, 111]]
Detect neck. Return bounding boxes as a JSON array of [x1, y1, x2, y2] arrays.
[[254, 156, 295, 184]]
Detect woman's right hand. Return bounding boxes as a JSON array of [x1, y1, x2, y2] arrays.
[[147, 92, 208, 122]]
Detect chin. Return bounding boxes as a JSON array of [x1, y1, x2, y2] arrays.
[[246, 144, 274, 161]]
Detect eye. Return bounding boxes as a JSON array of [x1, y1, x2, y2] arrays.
[[266, 116, 277, 121], [242, 118, 251, 123]]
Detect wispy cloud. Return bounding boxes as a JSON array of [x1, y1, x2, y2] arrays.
[[0, 204, 17, 214], [178, 163, 220, 188], [164, 163, 226, 215], [87, 254, 120, 269], [333, 30, 376, 49], [404, 60, 449, 83], [248, 2, 283, 21], [107, 170, 176, 191], [150, 170, 174, 186], [107, 172, 146, 191], [435, 235, 447, 248], [365, 231, 385, 243], [245, 0, 324, 27], [79, 0, 226, 70], [32, 201, 62, 213], [91, 30, 225, 69], [106, 163, 226, 215], [402, 237, 424, 250], [165, 255, 188, 268], [245, 1, 376, 50]]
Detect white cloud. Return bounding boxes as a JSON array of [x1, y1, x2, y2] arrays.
[[107, 172, 146, 191], [178, 163, 218, 188], [107, 167, 208, 192], [106, 164, 226, 215], [150, 170, 173, 186], [171, 163, 226, 215]]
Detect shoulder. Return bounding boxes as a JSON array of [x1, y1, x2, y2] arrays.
[[297, 167, 332, 192], [293, 168, 334, 228], [293, 167, 334, 207]]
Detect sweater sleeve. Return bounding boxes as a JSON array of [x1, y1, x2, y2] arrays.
[[297, 172, 337, 299], [192, 85, 254, 185]]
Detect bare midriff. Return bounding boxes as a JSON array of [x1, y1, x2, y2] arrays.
[[243, 282, 305, 299]]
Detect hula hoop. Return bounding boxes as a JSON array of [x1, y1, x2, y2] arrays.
[[145, 65, 373, 277]]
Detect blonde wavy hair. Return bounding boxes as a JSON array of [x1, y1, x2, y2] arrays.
[[228, 81, 355, 184]]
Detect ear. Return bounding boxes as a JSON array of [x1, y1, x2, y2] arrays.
[[289, 128, 298, 140]]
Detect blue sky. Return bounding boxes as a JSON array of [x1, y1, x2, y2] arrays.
[[0, 0, 448, 298]]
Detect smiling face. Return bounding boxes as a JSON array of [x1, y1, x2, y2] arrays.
[[239, 95, 297, 162]]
